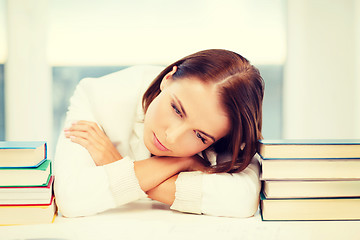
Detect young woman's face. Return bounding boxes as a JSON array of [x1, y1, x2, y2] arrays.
[[143, 72, 231, 157]]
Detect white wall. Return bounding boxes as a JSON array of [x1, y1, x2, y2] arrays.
[[283, 0, 359, 139], [3, 0, 286, 150], [355, 0, 360, 138], [47, 0, 286, 66], [0, 0, 6, 63], [5, 0, 52, 147], [4, 0, 359, 144]]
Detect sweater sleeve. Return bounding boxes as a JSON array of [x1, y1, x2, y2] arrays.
[[170, 156, 261, 218], [54, 79, 146, 218]]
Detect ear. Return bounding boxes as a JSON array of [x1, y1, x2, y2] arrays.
[[160, 66, 177, 91]]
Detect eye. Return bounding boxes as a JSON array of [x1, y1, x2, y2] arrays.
[[171, 103, 183, 117], [195, 131, 207, 144]]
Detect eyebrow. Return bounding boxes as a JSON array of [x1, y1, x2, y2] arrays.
[[173, 95, 216, 143], [198, 130, 216, 143]]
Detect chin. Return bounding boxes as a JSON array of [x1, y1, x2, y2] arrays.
[[148, 147, 176, 157], [149, 148, 173, 157], [152, 151, 168, 157]]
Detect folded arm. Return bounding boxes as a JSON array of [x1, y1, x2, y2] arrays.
[[147, 157, 261, 218], [56, 124, 192, 217], [57, 118, 260, 218], [66, 119, 261, 218], [57, 118, 197, 217]]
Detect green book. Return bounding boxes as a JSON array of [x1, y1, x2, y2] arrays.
[[0, 160, 51, 187]]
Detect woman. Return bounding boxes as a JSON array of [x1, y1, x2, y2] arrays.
[[54, 49, 264, 218]]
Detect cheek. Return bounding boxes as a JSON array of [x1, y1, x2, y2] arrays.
[[144, 96, 169, 129]]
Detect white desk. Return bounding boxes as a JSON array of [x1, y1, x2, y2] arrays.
[[0, 199, 359, 240]]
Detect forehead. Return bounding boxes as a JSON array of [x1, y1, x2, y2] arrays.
[[167, 78, 230, 139]]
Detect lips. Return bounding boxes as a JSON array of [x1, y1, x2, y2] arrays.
[[153, 133, 169, 151]]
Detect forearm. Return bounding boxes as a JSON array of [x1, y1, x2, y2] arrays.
[[146, 175, 178, 205], [133, 156, 187, 192], [200, 158, 261, 217]]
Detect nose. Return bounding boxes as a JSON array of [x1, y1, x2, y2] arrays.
[[165, 123, 187, 145]]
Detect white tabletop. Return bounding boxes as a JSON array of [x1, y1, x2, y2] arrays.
[[0, 199, 359, 240]]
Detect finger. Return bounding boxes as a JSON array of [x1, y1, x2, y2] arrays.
[[70, 121, 106, 140], [64, 130, 105, 155], [76, 121, 103, 133], [69, 135, 90, 149], [85, 121, 107, 138], [68, 122, 94, 132], [66, 121, 116, 153], [64, 129, 92, 141], [74, 121, 112, 149], [69, 133, 101, 153], [67, 122, 102, 141], [68, 130, 105, 153]]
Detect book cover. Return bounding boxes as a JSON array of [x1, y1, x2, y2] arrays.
[[259, 139, 360, 159], [0, 176, 54, 205], [260, 192, 360, 221], [0, 160, 51, 186], [0, 196, 57, 225], [0, 141, 47, 168]]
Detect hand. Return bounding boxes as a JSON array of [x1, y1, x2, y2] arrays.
[[64, 120, 122, 166]]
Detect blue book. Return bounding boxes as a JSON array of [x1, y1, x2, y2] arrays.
[[0, 141, 47, 168]]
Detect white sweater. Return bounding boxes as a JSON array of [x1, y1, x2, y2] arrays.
[[54, 65, 261, 218]]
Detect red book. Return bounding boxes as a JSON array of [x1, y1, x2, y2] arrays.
[[0, 176, 54, 205]]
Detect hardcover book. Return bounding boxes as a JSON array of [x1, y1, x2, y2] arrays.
[[0, 196, 57, 225], [260, 156, 360, 180], [262, 180, 360, 198], [259, 139, 360, 159], [260, 192, 360, 221], [0, 141, 47, 168], [0, 160, 51, 186], [0, 176, 54, 205]]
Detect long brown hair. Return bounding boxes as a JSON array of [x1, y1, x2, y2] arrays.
[[142, 49, 264, 173]]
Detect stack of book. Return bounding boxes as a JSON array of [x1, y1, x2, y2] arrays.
[[0, 141, 57, 225], [259, 139, 360, 221]]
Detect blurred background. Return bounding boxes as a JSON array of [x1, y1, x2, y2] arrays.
[[0, 0, 359, 157]]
